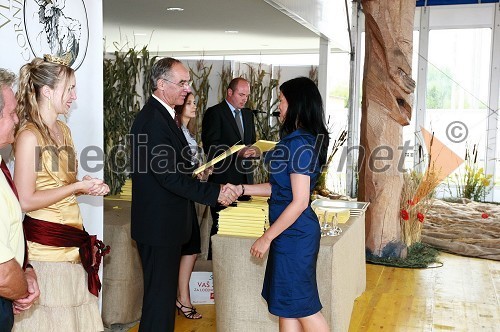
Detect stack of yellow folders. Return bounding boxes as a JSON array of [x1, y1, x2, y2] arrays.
[[217, 197, 269, 237]]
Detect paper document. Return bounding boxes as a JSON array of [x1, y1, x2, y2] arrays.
[[251, 140, 277, 153], [193, 144, 245, 175], [193, 140, 277, 176]]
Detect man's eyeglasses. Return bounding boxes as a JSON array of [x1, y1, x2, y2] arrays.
[[161, 78, 192, 88]]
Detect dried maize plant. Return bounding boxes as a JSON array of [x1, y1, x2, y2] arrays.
[[218, 61, 232, 102], [309, 65, 318, 86], [140, 47, 158, 99], [103, 46, 152, 194], [245, 63, 280, 142], [242, 63, 281, 184], [189, 60, 213, 142]]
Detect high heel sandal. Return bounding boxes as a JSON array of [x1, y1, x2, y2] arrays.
[[176, 298, 202, 319]]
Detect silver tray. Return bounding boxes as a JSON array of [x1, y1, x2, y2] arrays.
[[311, 199, 370, 216]]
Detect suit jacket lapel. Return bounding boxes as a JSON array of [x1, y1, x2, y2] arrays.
[[241, 109, 253, 144], [150, 97, 189, 148], [168, 118, 189, 147]]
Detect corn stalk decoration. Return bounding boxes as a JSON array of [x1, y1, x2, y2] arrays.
[[103, 46, 155, 195], [245, 63, 280, 142], [243, 63, 281, 184], [189, 60, 212, 142], [309, 65, 318, 86], [218, 61, 233, 102]]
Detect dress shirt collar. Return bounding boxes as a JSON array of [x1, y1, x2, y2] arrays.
[[153, 94, 176, 120], [225, 100, 239, 115]]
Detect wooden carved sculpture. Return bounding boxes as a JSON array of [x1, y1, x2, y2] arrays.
[[359, 0, 416, 258]]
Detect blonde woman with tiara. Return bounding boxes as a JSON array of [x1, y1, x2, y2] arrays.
[[12, 56, 109, 331]]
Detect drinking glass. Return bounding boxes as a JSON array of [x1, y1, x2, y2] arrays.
[[326, 212, 342, 236], [314, 208, 329, 237]]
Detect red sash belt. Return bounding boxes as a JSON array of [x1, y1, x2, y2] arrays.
[[23, 215, 110, 297]]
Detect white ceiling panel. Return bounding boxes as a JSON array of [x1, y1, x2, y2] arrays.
[[103, 0, 350, 55]]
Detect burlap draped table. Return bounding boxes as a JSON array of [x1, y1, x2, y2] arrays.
[[101, 199, 213, 327], [101, 199, 142, 327], [212, 213, 366, 332]]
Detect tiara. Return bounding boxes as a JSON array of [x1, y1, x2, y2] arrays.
[[43, 53, 72, 66]]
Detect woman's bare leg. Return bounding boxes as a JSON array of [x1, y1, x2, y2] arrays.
[[279, 317, 303, 332], [177, 254, 201, 318], [297, 312, 329, 332]]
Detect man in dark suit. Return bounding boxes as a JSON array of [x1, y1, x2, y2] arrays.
[[202, 77, 257, 259], [130, 58, 241, 332]]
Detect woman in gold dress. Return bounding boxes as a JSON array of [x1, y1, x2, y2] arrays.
[[12, 56, 109, 331]]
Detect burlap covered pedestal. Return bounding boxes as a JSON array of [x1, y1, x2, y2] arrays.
[[102, 199, 143, 327], [212, 213, 367, 332], [101, 199, 214, 327]]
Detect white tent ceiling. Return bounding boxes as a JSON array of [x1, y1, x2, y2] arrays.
[[103, 0, 350, 56]]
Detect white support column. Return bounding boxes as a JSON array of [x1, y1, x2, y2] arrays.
[[414, 6, 430, 173], [318, 36, 331, 108], [485, 3, 500, 202], [346, 2, 362, 198]]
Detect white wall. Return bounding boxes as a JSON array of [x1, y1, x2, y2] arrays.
[[0, 0, 104, 301]]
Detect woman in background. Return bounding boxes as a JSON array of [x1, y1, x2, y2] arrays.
[[173, 92, 203, 319], [13, 56, 109, 331], [238, 77, 330, 331]]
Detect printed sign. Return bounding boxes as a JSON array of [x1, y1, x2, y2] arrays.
[[189, 272, 215, 304]]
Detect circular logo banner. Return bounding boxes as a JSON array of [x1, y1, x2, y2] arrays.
[[24, 0, 89, 70]]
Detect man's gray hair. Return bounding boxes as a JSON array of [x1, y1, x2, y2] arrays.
[[0, 68, 16, 115], [150, 57, 182, 92]]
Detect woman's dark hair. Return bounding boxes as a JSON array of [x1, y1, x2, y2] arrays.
[[279, 77, 330, 166]]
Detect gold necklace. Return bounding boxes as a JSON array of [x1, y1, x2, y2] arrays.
[[49, 127, 62, 144]]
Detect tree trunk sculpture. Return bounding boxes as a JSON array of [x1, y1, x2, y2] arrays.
[[359, 0, 416, 258]]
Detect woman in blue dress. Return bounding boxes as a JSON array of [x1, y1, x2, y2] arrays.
[[239, 77, 330, 331]]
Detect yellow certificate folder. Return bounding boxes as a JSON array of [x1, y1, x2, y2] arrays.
[[193, 144, 245, 175], [251, 140, 277, 153], [193, 140, 277, 176], [218, 224, 265, 232], [218, 230, 263, 238]]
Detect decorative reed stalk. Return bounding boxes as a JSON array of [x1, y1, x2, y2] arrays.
[[189, 60, 213, 142], [315, 129, 348, 196], [104, 47, 152, 195], [242, 63, 281, 184]]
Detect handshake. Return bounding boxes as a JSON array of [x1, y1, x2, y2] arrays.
[[217, 183, 244, 206]]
